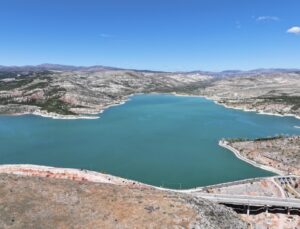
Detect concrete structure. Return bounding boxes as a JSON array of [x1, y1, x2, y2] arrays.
[[193, 193, 300, 215]]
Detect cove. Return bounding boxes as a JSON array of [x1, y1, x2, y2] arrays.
[[0, 94, 299, 189]]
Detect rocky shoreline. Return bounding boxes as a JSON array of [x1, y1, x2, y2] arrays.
[[219, 140, 285, 175], [32, 92, 300, 121], [0, 164, 152, 189], [215, 101, 300, 120], [3, 90, 300, 121], [223, 136, 300, 176], [1, 67, 299, 120]]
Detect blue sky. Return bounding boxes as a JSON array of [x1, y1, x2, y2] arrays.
[[0, 0, 299, 71]]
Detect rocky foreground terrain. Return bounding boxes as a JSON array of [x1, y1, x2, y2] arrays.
[[0, 65, 299, 118], [227, 136, 300, 176], [0, 173, 248, 229]]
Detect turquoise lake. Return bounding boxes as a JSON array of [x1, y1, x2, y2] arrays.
[[1, 94, 300, 188]]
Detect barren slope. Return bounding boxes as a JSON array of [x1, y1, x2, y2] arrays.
[[0, 174, 248, 229], [200, 73, 300, 117]]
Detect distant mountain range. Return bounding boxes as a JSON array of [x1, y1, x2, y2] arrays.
[[0, 64, 299, 76], [191, 68, 300, 77], [0, 64, 122, 72], [0, 64, 167, 74]]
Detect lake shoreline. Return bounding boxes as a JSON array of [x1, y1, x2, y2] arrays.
[[171, 92, 300, 120], [218, 140, 285, 176], [0, 164, 285, 192], [2, 92, 300, 120], [215, 101, 300, 120], [0, 164, 152, 189]]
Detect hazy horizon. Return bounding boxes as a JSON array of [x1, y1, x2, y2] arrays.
[[1, 62, 300, 73]]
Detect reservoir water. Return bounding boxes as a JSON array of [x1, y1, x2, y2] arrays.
[[0, 94, 299, 188]]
